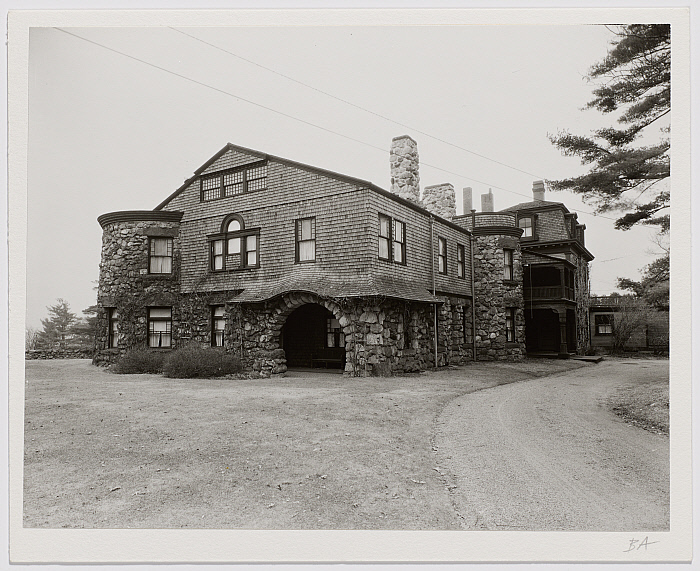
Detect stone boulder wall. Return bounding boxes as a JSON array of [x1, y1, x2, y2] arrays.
[[472, 232, 525, 361], [229, 292, 450, 377], [94, 214, 182, 365], [390, 136, 421, 204], [26, 349, 95, 360], [422, 183, 457, 220]]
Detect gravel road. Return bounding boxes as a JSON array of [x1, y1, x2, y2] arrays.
[[435, 359, 669, 531]]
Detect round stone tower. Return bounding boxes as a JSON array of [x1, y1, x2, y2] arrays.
[[94, 210, 183, 364], [468, 212, 526, 360]]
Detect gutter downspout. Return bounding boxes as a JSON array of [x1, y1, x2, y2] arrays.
[[429, 215, 438, 369], [470, 209, 477, 362]]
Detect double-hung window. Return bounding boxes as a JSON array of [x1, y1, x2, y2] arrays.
[[108, 308, 119, 348], [210, 215, 260, 271], [505, 308, 515, 342], [378, 214, 391, 260], [378, 214, 407, 264], [149, 237, 173, 274], [326, 318, 345, 348], [392, 220, 406, 264], [148, 307, 172, 348], [438, 237, 447, 274], [296, 217, 316, 262], [457, 244, 465, 279], [518, 215, 534, 239], [211, 306, 225, 347], [504, 249, 514, 281], [595, 314, 614, 335]]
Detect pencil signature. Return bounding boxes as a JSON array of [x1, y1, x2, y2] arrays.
[[623, 536, 659, 552]]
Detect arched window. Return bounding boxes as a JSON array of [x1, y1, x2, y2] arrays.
[[209, 214, 260, 271]]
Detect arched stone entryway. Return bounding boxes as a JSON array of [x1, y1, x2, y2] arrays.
[[282, 303, 346, 369]]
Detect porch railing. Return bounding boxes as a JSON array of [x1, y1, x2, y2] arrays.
[[524, 286, 575, 301]]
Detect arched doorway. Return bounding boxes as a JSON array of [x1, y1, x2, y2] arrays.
[[282, 303, 346, 369]]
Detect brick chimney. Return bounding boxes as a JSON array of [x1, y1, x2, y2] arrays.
[[423, 183, 456, 219], [462, 187, 472, 214], [390, 135, 420, 204], [481, 189, 494, 212], [532, 180, 545, 202]]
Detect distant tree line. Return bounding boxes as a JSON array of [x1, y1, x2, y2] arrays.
[[26, 299, 97, 351]]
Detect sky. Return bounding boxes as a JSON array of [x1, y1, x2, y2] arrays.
[[25, 18, 670, 328]]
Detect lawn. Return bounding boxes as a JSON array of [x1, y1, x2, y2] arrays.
[[23, 358, 586, 529]]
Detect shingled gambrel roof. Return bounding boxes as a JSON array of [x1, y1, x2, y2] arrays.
[[154, 142, 472, 237]]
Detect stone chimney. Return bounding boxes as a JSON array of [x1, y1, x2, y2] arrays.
[[532, 180, 545, 202], [423, 183, 456, 219], [481, 188, 494, 212], [462, 187, 472, 214], [390, 135, 420, 204]]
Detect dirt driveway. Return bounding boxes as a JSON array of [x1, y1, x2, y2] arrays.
[[435, 359, 669, 531], [24, 358, 587, 529]]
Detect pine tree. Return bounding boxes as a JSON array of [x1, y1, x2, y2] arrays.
[[69, 305, 99, 350], [548, 24, 670, 232], [37, 299, 77, 350]]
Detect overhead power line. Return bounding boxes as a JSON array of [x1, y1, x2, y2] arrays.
[[169, 26, 545, 180], [53, 27, 619, 222]]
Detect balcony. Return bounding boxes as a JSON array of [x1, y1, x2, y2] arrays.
[[524, 286, 575, 302]]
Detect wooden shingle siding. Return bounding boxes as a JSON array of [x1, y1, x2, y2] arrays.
[[169, 155, 373, 294], [532, 210, 570, 242], [166, 147, 473, 298], [200, 149, 263, 176], [366, 191, 472, 297]]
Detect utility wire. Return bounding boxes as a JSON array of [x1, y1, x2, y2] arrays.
[[54, 27, 619, 222], [169, 26, 545, 180]]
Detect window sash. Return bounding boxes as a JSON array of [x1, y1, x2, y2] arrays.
[[201, 163, 268, 201], [326, 318, 345, 348], [505, 308, 515, 342], [595, 314, 614, 335], [148, 308, 172, 348], [519, 217, 533, 238], [212, 306, 225, 347], [504, 249, 514, 280], [392, 220, 406, 264], [149, 238, 173, 274], [296, 218, 316, 262], [108, 309, 119, 348], [457, 245, 465, 278], [438, 238, 447, 274]]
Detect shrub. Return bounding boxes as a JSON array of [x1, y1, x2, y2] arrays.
[[163, 346, 242, 379], [112, 349, 165, 374]]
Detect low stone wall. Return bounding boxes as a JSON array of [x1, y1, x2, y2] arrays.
[[26, 349, 95, 360]]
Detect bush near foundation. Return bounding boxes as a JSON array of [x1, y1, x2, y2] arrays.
[[112, 349, 165, 374], [163, 346, 242, 378]]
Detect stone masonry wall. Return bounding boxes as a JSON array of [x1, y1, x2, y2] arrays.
[[390, 136, 420, 204], [174, 291, 475, 377], [95, 218, 182, 364], [422, 183, 456, 220], [472, 233, 525, 360]]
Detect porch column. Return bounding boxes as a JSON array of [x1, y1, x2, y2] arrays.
[[558, 309, 569, 358]]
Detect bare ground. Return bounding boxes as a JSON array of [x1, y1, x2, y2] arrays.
[[435, 358, 670, 531], [23, 358, 586, 529]]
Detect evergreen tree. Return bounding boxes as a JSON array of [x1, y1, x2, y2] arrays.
[[69, 305, 99, 350], [37, 299, 77, 350], [548, 24, 670, 232]]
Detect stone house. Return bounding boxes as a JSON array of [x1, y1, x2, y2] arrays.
[[95, 136, 590, 375], [497, 182, 595, 356]]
